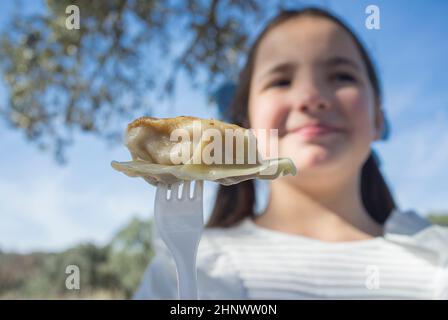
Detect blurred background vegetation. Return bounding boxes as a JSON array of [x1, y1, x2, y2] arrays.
[[0, 0, 269, 163], [0, 217, 154, 299]]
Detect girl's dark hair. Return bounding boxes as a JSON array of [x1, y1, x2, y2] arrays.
[[207, 7, 397, 228]]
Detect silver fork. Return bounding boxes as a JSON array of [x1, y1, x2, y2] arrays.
[[154, 180, 204, 300]]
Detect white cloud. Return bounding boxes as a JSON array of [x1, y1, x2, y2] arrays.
[[0, 125, 158, 252], [0, 166, 154, 253]]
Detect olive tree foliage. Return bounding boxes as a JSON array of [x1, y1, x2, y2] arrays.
[[0, 0, 282, 163]]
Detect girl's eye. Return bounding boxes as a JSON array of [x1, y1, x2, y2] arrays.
[[331, 72, 357, 84], [269, 79, 291, 87]]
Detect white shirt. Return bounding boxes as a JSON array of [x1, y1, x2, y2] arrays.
[[134, 210, 448, 299]]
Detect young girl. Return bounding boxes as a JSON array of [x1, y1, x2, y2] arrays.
[[135, 8, 448, 299]]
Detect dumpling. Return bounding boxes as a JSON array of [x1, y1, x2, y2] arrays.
[[111, 116, 296, 185]]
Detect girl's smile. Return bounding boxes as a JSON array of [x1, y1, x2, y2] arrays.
[[286, 121, 345, 140]]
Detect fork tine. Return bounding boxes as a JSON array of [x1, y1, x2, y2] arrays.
[[171, 182, 182, 199], [155, 183, 169, 202], [193, 180, 203, 199], [181, 180, 191, 199]]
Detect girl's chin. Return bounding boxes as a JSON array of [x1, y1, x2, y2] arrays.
[[284, 146, 341, 171]]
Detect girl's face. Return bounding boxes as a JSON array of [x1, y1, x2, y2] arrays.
[[249, 17, 382, 179]]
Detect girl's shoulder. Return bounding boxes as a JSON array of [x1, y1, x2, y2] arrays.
[[384, 209, 448, 260], [384, 209, 433, 235]]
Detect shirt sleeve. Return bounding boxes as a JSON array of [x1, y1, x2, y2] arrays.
[[435, 265, 448, 299], [195, 232, 247, 300], [430, 225, 448, 300]]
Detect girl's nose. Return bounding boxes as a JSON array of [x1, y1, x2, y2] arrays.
[[292, 83, 330, 113]]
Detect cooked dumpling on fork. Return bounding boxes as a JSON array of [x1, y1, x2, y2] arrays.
[[111, 116, 296, 186]]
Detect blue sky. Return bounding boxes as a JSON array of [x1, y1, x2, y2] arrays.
[[0, 0, 447, 252]]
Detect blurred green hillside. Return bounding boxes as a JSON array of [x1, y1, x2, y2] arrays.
[[427, 212, 448, 227], [1, 213, 447, 299]]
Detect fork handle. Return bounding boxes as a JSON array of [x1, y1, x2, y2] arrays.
[[175, 256, 198, 299], [173, 249, 199, 299]]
